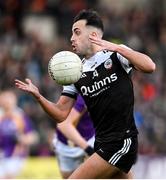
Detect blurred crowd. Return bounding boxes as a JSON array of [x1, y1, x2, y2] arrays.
[[0, 0, 166, 156]]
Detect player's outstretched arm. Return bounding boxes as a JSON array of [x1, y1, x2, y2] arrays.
[[89, 35, 156, 73], [15, 78, 40, 99], [15, 78, 75, 123]]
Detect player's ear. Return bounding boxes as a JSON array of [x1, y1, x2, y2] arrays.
[[91, 32, 97, 37]]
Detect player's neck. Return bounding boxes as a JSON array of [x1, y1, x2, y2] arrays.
[[85, 44, 102, 59]]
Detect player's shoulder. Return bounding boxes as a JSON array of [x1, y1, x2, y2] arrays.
[[99, 50, 117, 62], [83, 50, 114, 63], [98, 50, 113, 56]]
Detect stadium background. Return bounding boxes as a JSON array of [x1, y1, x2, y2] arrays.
[[0, 0, 166, 178]]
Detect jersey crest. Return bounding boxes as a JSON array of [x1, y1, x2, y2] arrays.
[[104, 58, 112, 69]]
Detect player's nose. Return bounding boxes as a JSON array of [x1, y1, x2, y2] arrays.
[[70, 35, 75, 42]]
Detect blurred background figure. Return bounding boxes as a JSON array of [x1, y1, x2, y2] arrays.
[[0, 90, 38, 179], [52, 95, 95, 179]]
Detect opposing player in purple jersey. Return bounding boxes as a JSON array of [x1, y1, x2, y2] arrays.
[[53, 95, 94, 178], [15, 9, 155, 179], [0, 90, 38, 178]]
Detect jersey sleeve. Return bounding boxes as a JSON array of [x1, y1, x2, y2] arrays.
[[74, 95, 86, 113], [117, 44, 133, 74], [61, 84, 78, 99], [23, 114, 34, 133]]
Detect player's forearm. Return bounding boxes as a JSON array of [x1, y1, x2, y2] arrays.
[[57, 123, 89, 149], [116, 46, 156, 73], [37, 95, 68, 123]]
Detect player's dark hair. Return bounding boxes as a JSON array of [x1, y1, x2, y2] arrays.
[[73, 9, 104, 32]]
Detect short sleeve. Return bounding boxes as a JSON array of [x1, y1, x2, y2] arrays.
[[62, 84, 78, 99], [74, 95, 86, 113], [117, 44, 133, 73]]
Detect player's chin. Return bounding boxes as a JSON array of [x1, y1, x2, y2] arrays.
[[73, 48, 80, 55]]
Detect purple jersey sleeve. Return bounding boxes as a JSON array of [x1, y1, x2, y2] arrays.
[[23, 114, 34, 133], [74, 95, 86, 113]]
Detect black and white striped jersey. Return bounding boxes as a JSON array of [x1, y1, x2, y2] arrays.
[[62, 49, 138, 142]]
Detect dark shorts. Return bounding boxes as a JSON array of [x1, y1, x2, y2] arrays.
[[94, 136, 138, 173]]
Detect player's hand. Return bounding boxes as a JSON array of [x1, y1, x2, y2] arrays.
[[15, 78, 41, 99], [89, 35, 119, 52], [84, 145, 94, 156]]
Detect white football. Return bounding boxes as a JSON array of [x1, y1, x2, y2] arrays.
[[48, 51, 83, 85]]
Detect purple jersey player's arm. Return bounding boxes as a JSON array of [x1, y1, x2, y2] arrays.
[[57, 107, 90, 150], [15, 78, 75, 123], [17, 113, 39, 147]]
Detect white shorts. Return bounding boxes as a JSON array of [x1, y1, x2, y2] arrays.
[[56, 150, 85, 172]]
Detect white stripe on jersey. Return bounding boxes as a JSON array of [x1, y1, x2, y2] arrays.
[[62, 84, 78, 95], [83, 49, 132, 73], [83, 51, 114, 72], [108, 138, 132, 165]]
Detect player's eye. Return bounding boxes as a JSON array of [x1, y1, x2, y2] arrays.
[[75, 30, 81, 36]]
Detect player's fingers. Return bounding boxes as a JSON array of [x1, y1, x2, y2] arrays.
[[90, 39, 102, 46], [25, 78, 32, 84], [15, 79, 27, 86], [89, 35, 99, 40], [89, 37, 103, 46], [89, 37, 99, 42]]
